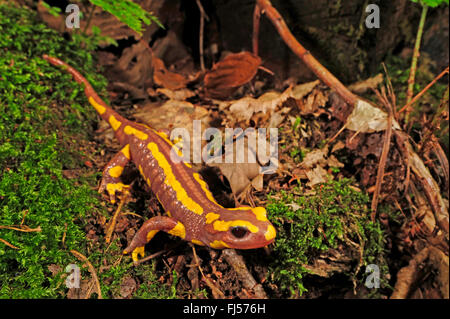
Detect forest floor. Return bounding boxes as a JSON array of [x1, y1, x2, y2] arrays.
[[0, 2, 448, 299]]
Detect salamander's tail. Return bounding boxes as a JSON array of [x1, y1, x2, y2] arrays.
[[43, 55, 128, 143]]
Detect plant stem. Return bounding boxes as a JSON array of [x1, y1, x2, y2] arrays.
[[405, 4, 428, 124]]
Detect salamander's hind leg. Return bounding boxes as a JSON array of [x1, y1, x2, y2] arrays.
[[123, 216, 186, 261], [98, 144, 131, 204]]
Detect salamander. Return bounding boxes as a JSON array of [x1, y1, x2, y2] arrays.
[[43, 55, 276, 261]]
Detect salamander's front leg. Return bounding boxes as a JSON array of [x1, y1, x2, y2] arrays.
[[99, 144, 131, 204], [123, 216, 186, 261]]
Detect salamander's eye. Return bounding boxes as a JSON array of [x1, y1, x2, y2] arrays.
[[230, 226, 248, 239]]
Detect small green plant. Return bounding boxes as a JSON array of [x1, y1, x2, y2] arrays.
[[89, 0, 163, 36], [404, 0, 449, 122], [266, 178, 388, 297]]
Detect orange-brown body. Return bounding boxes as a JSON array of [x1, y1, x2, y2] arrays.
[[43, 55, 276, 261]]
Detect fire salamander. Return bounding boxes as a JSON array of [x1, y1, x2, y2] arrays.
[[43, 55, 276, 261]]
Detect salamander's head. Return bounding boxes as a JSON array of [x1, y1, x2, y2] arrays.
[[203, 207, 276, 249]]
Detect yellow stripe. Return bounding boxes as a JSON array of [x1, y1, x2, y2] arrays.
[[191, 239, 204, 246], [193, 173, 219, 205], [146, 230, 159, 242], [88, 96, 106, 115], [209, 240, 230, 249], [124, 125, 148, 140], [151, 128, 184, 158], [227, 206, 268, 221], [205, 212, 220, 224], [264, 224, 276, 241], [167, 222, 186, 239], [109, 165, 124, 178], [252, 207, 268, 222], [121, 144, 131, 159], [147, 142, 203, 215], [106, 182, 128, 196], [109, 115, 122, 131], [213, 220, 259, 233]]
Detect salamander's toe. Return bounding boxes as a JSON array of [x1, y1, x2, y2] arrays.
[[131, 246, 145, 262], [99, 181, 130, 204]]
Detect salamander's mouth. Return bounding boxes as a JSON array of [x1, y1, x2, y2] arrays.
[[225, 237, 275, 250]]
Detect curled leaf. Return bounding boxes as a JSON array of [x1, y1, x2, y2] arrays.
[[204, 51, 261, 99]]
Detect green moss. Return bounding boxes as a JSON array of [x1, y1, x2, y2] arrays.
[[0, 4, 107, 298], [266, 178, 388, 297]]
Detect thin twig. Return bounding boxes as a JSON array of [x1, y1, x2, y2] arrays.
[[83, 4, 96, 34], [222, 249, 268, 298], [191, 244, 225, 299], [252, 2, 261, 56], [0, 225, 41, 232], [195, 0, 209, 71], [105, 192, 128, 244], [70, 250, 103, 299], [371, 87, 394, 221], [397, 66, 449, 116], [0, 238, 19, 249]]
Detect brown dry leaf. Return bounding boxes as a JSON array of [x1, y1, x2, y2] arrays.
[[297, 85, 328, 116], [331, 140, 345, 153], [391, 246, 449, 299], [108, 40, 153, 99], [300, 149, 327, 169], [211, 162, 261, 196], [348, 73, 384, 94], [156, 88, 196, 101], [226, 86, 293, 123], [204, 52, 261, 99], [346, 99, 401, 133], [133, 100, 210, 133], [207, 131, 276, 196], [327, 155, 345, 168], [219, 80, 319, 125], [120, 276, 137, 298], [153, 57, 189, 90], [290, 80, 320, 100], [306, 166, 328, 187]]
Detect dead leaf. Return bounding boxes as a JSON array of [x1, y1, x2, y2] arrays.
[[346, 99, 401, 133], [348, 73, 384, 94], [306, 166, 328, 187], [109, 40, 153, 98], [120, 276, 137, 298], [301, 149, 327, 169], [207, 130, 276, 196], [133, 100, 209, 130], [290, 80, 320, 100], [155, 88, 196, 101], [327, 155, 345, 168], [331, 140, 345, 153], [153, 57, 189, 90], [204, 52, 261, 99], [226, 86, 293, 123]]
